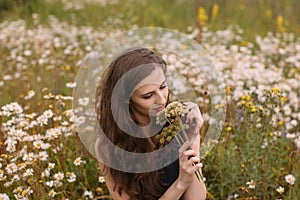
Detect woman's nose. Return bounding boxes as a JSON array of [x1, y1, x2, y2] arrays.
[[156, 92, 166, 104]]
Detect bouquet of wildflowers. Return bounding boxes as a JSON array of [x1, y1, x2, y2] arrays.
[[156, 101, 204, 182]]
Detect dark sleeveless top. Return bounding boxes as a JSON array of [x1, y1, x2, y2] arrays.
[[161, 158, 183, 200], [162, 159, 179, 185]]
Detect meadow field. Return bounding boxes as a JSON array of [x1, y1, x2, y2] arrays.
[[0, 0, 299, 199]]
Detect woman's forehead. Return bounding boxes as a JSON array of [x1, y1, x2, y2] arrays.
[[134, 67, 165, 91]]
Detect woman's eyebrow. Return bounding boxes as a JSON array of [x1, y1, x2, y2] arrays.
[[160, 80, 166, 86]]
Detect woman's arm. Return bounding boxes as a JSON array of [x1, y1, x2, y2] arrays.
[[181, 102, 206, 199], [159, 144, 204, 200], [97, 148, 205, 200], [95, 139, 129, 200], [181, 133, 206, 200], [182, 176, 206, 200], [97, 147, 204, 200], [94, 100, 207, 200]]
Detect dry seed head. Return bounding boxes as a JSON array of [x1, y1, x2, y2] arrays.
[[155, 101, 189, 146]]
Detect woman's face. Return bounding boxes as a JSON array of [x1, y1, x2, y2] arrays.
[[130, 67, 168, 125]]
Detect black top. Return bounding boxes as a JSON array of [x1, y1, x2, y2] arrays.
[[163, 159, 179, 185], [161, 159, 183, 199]]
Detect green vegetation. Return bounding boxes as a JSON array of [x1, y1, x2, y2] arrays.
[[0, 0, 299, 199], [0, 0, 299, 39]]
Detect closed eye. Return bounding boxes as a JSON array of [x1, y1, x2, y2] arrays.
[[140, 80, 167, 99], [142, 93, 153, 99], [160, 82, 167, 89]]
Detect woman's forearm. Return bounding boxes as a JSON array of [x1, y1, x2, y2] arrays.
[[159, 176, 206, 200], [182, 176, 206, 200], [158, 179, 187, 200]]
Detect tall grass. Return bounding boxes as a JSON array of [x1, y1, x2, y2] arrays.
[[197, 0, 300, 40], [0, 0, 299, 39], [0, 0, 299, 199]]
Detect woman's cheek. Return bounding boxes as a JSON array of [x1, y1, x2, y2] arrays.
[[147, 103, 158, 117]]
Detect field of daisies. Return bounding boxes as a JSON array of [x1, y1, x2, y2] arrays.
[[0, 0, 299, 199]]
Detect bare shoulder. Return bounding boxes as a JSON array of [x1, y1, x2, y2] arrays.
[[98, 167, 130, 200], [95, 138, 130, 200]]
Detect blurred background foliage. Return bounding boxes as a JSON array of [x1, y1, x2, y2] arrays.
[[0, 0, 299, 199], [0, 0, 299, 40]]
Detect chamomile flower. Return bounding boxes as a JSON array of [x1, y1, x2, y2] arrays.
[[41, 169, 50, 178], [98, 176, 105, 183], [43, 109, 54, 119], [46, 180, 54, 187], [2, 102, 23, 114], [48, 189, 56, 197], [22, 153, 34, 162], [246, 180, 255, 189], [47, 163, 55, 170], [23, 168, 34, 177], [285, 174, 295, 185], [53, 172, 64, 181], [83, 190, 93, 199], [38, 151, 49, 161], [78, 97, 89, 106], [0, 193, 9, 200], [66, 172, 76, 182], [276, 186, 284, 194], [66, 82, 77, 88], [33, 140, 43, 149], [6, 163, 18, 174], [74, 157, 83, 166], [24, 90, 35, 100]]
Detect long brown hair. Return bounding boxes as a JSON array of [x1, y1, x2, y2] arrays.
[[95, 47, 168, 199]]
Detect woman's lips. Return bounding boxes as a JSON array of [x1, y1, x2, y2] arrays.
[[156, 105, 165, 111]]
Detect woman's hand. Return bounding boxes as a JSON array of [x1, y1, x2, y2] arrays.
[[184, 102, 204, 130], [177, 143, 202, 190]]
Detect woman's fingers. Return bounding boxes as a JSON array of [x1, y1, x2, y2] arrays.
[[183, 102, 203, 128], [179, 148, 202, 172], [178, 146, 203, 187], [188, 156, 200, 164]]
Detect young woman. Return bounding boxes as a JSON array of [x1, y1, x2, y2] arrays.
[[94, 47, 206, 199]]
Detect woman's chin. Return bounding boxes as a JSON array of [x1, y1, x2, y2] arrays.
[[149, 110, 158, 117]]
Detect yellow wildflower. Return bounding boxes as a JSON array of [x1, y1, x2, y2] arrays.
[[22, 190, 28, 197], [225, 86, 232, 94], [96, 187, 103, 194], [265, 9, 272, 19], [214, 104, 224, 109], [65, 65, 71, 71], [251, 106, 256, 112], [226, 126, 232, 131], [277, 15, 286, 33], [272, 87, 281, 96], [211, 3, 219, 22], [14, 187, 22, 193], [197, 7, 208, 26], [259, 106, 264, 111], [181, 45, 188, 50], [280, 96, 289, 102], [246, 101, 253, 108], [205, 150, 210, 156]]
